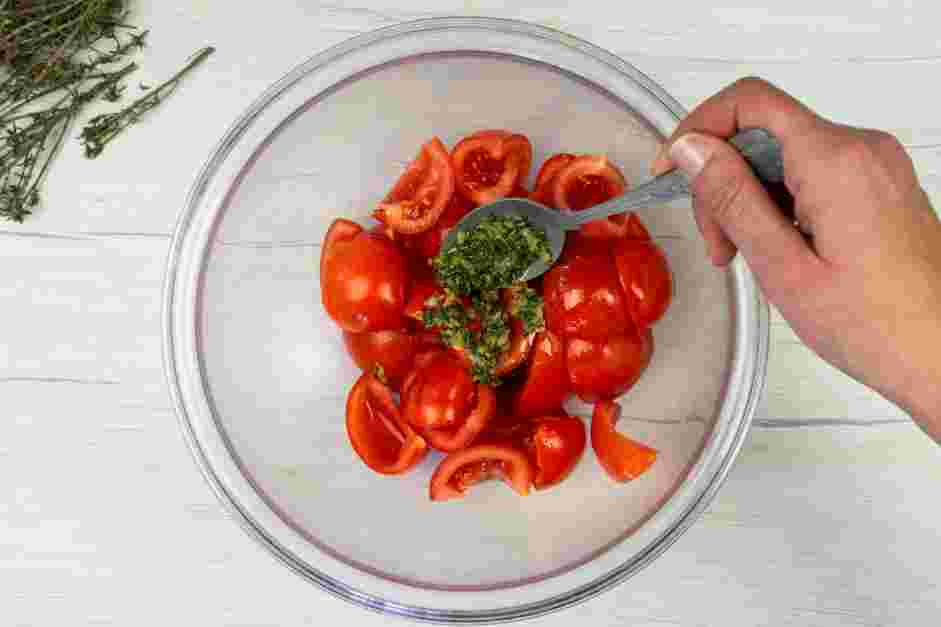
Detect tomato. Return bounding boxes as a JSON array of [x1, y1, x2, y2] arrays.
[[525, 416, 586, 489], [495, 315, 534, 376], [623, 212, 652, 240], [551, 155, 628, 239], [345, 373, 428, 475], [613, 237, 672, 330], [321, 220, 407, 333], [398, 192, 474, 259], [542, 244, 632, 341], [452, 130, 533, 206], [403, 264, 445, 324], [565, 327, 653, 402], [591, 400, 657, 482], [429, 442, 534, 501], [376, 137, 455, 234], [401, 351, 476, 431], [423, 385, 496, 452], [510, 330, 569, 418], [343, 329, 415, 389], [530, 153, 575, 206]]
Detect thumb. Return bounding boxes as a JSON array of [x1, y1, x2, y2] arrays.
[[669, 132, 816, 286]]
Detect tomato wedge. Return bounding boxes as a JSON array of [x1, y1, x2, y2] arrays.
[[403, 264, 445, 325], [612, 235, 673, 330], [346, 372, 428, 475], [551, 155, 628, 239], [423, 384, 496, 452], [510, 330, 569, 418], [530, 153, 575, 206], [321, 220, 408, 333], [591, 400, 657, 482], [376, 137, 455, 234], [542, 243, 632, 341], [342, 328, 416, 389], [397, 192, 473, 259], [401, 351, 476, 431], [513, 415, 586, 489], [565, 327, 653, 402], [429, 442, 534, 501], [452, 130, 533, 206]]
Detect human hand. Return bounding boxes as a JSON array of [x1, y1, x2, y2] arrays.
[[652, 78, 941, 442]]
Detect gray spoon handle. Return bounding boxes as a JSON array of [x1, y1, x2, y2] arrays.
[[567, 128, 785, 229]]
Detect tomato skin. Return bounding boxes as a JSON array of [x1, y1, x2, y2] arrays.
[[346, 373, 428, 475], [403, 264, 445, 325], [542, 244, 632, 341], [531, 153, 575, 206], [377, 137, 455, 234], [623, 212, 652, 240], [342, 328, 417, 389], [551, 155, 628, 239], [510, 330, 569, 418], [321, 221, 408, 333], [452, 130, 533, 206], [429, 442, 534, 501], [401, 351, 476, 431], [565, 327, 653, 402], [591, 400, 657, 482], [527, 416, 586, 489], [612, 237, 672, 330], [423, 384, 496, 452], [399, 192, 473, 259]]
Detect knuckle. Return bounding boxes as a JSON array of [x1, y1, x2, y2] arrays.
[[731, 76, 774, 96]]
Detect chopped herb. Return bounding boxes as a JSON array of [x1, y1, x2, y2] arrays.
[[508, 285, 545, 335], [433, 215, 551, 294]]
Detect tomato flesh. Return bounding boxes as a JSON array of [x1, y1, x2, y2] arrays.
[[453, 130, 533, 206], [591, 400, 657, 482], [378, 137, 455, 234], [423, 384, 496, 452], [321, 221, 408, 333], [429, 442, 534, 501], [510, 330, 569, 418], [345, 373, 427, 475], [551, 155, 628, 238]]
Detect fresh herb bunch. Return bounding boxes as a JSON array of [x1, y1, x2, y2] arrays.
[[433, 215, 552, 295], [0, 0, 213, 222]]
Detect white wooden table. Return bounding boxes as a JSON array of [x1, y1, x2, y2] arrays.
[[3, 2, 941, 625]]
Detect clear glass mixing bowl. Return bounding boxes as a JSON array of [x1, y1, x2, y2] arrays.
[[163, 17, 768, 623]]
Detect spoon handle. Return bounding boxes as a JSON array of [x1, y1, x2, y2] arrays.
[[566, 128, 785, 229]]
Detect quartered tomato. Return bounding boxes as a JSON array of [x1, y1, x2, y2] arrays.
[[613, 235, 673, 330], [496, 415, 586, 489], [542, 242, 632, 341], [510, 330, 569, 418], [551, 155, 628, 238], [429, 442, 534, 501], [452, 130, 533, 206], [321, 219, 407, 333], [342, 328, 439, 389], [376, 137, 455, 234], [530, 153, 575, 206], [345, 372, 428, 475], [494, 287, 535, 377], [398, 192, 474, 259], [403, 264, 445, 325], [591, 400, 657, 482], [565, 327, 653, 402]]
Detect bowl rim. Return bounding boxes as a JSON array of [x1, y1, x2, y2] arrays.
[[162, 16, 769, 624]]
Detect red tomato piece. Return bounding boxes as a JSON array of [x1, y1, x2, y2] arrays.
[[376, 137, 455, 234], [623, 212, 652, 240], [321, 220, 407, 333], [398, 192, 474, 259], [530, 153, 575, 206], [452, 130, 533, 206], [551, 155, 628, 239], [403, 264, 445, 325], [510, 330, 569, 418], [401, 351, 476, 431], [342, 328, 416, 389], [613, 236, 673, 330], [423, 384, 496, 452], [565, 327, 653, 402], [542, 245, 632, 341], [345, 373, 428, 475], [526, 416, 586, 489], [429, 442, 534, 501], [591, 400, 657, 482]]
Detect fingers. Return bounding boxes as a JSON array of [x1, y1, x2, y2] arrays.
[[669, 132, 820, 290], [651, 77, 823, 177]]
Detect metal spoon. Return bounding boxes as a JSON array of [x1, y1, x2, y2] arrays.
[[443, 127, 785, 281]]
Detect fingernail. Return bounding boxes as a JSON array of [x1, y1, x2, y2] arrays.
[[669, 133, 708, 178]]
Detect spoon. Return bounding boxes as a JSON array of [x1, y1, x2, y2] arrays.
[[443, 127, 785, 281]]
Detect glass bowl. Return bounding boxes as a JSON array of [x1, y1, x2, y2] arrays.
[[163, 17, 768, 623]]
